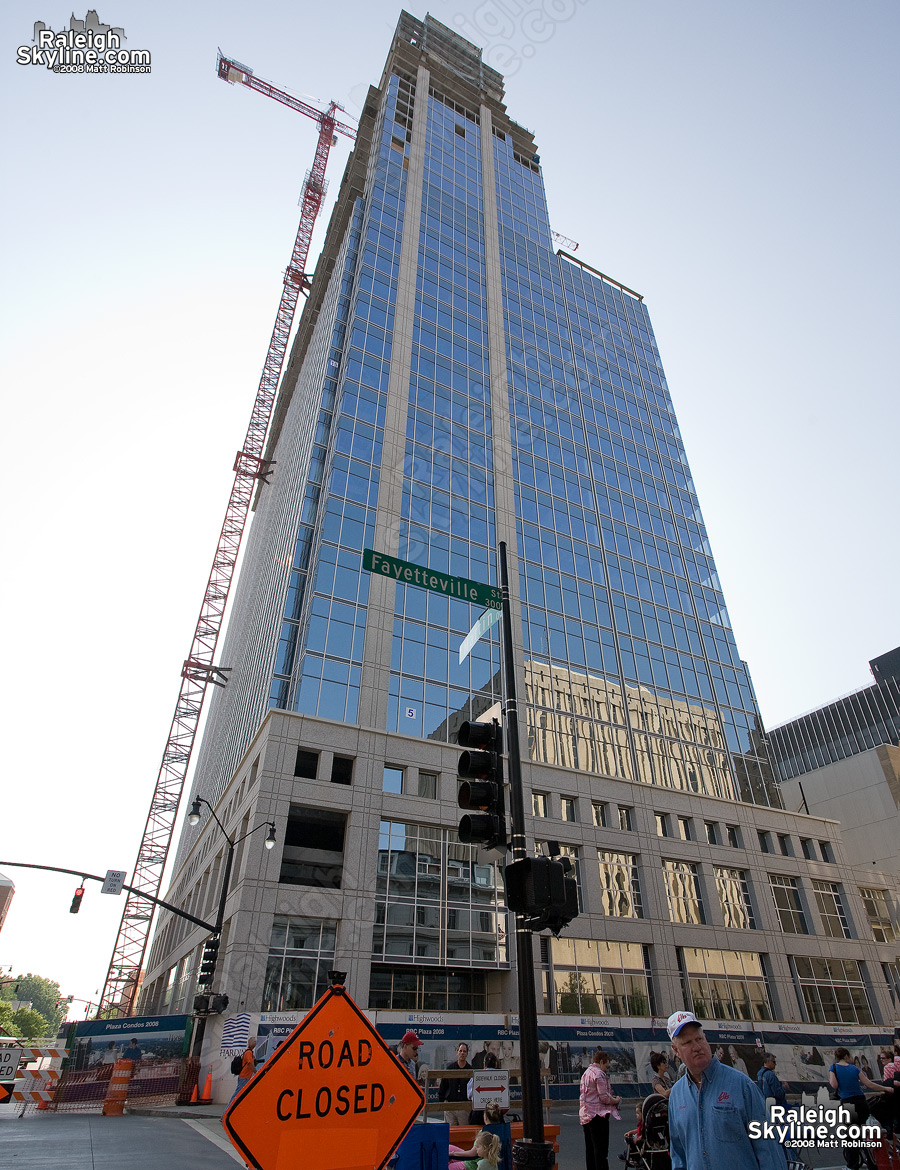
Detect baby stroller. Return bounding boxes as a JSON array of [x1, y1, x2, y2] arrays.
[[623, 1093, 670, 1170]]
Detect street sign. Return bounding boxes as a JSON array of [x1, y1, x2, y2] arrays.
[[459, 607, 501, 664], [471, 1068, 509, 1110], [0, 1050, 18, 1079], [363, 549, 501, 610], [224, 984, 424, 1170], [101, 869, 127, 895]]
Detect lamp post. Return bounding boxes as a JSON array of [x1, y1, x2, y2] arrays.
[[188, 797, 276, 950], [184, 799, 275, 1073]]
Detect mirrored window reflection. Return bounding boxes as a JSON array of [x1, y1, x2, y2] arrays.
[[715, 866, 756, 929], [792, 956, 873, 1025], [662, 859, 705, 924], [597, 851, 642, 919], [261, 916, 337, 1012], [680, 947, 772, 1022], [547, 938, 653, 1022], [373, 820, 506, 965]]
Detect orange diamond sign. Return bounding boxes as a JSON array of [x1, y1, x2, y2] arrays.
[[223, 985, 425, 1170]]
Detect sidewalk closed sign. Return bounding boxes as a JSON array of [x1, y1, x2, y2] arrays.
[[471, 1068, 509, 1109], [224, 985, 424, 1170]]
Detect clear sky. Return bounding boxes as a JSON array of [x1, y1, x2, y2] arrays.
[[1, 0, 897, 1013]]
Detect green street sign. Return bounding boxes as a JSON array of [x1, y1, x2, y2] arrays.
[[363, 548, 501, 610]]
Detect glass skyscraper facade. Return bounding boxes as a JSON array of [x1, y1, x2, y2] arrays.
[[146, 13, 898, 1054]]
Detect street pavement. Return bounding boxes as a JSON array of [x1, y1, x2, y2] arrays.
[[0, 1102, 873, 1169]]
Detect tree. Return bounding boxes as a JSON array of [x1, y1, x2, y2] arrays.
[[556, 972, 601, 1015], [11, 1007, 51, 1039], [1, 974, 65, 1034]]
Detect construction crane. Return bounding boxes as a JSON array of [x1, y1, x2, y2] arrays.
[[98, 54, 357, 1016], [551, 230, 579, 252]]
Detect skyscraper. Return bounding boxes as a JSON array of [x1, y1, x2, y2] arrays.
[[141, 14, 898, 1076]]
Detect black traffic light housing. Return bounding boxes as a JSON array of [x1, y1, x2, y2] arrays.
[[70, 886, 85, 914], [505, 855, 579, 935], [210, 993, 230, 1014], [457, 718, 506, 851], [197, 936, 220, 987], [193, 993, 210, 1015]]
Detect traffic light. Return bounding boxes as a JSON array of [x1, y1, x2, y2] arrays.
[[505, 856, 579, 935], [456, 719, 506, 851], [70, 887, 85, 914], [210, 993, 230, 1014], [197, 936, 220, 987], [193, 993, 210, 1015]]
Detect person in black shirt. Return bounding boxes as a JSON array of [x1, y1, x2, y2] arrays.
[[439, 1042, 472, 1126]]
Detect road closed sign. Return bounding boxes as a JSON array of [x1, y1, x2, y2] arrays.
[[223, 984, 424, 1170], [471, 1068, 509, 1110]]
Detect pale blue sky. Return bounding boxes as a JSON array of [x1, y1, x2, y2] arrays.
[[1, 0, 897, 1007]]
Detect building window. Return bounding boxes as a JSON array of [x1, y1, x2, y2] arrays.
[[618, 806, 633, 832], [819, 841, 833, 863], [705, 822, 719, 845], [549, 938, 653, 1020], [561, 797, 577, 823], [678, 817, 693, 842], [769, 875, 809, 934], [262, 916, 337, 1012], [373, 820, 506, 965], [812, 880, 851, 939], [680, 947, 772, 1021], [663, 859, 705, 925], [280, 806, 346, 888], [655, 813, 670, 838], [792, 956, 873, 1025], [715, 867, 756, 929], [778, 834, 792, 857], [883, 961, 900, 1009], [369, 965, 486, 1011], [331, 756, 353, 784], [557, 843, 582, 911], [417, 771, 438, 799], [800, 838, 814, 861], [597, 851, 643, 919], [532, 792, 548, 817], [294, 749, 319, 779], [592, 802, 608, 828], [383, 765, 403, 794], [858, 888, 895, 942], [758, 831, 771, 854], [727, 825, 741, 849]]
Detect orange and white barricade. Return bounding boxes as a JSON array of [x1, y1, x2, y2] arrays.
[[101, 1059, 134, 1117], [9, 1046, 68, 1108]]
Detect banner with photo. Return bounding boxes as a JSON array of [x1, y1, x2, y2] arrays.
[[59, 1014, 190, 1103]]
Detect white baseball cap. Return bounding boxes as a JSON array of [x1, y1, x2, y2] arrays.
[[666, 1010, 701, 1040]]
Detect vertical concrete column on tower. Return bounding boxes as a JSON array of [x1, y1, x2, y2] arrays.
[[357, 62, 431, 733]]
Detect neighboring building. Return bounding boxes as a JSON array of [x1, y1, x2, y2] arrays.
[[768, 647, 900, 1016], [140, 13, 899, 1080], [0, 871, 14, 934], [769, 647, 900, 876]]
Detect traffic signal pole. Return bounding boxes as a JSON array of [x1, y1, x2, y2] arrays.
[[498, 541, 554, 1170]]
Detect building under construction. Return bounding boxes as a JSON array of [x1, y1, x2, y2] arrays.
[[136, 12, 898, 1093]]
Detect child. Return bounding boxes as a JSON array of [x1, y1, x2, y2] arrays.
[[622, 1101, 644, 1160], [470, 1131, 501, 1170]]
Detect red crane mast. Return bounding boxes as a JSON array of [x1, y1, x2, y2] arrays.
[[99, 54, 356, 1016]]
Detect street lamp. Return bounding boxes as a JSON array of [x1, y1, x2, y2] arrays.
[[187, 797, 277, 993]]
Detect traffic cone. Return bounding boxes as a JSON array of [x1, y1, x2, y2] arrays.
[[198, 1071, 213, 1104], [190, 1083, 198, 1103]]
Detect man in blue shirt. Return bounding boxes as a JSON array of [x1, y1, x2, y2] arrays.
[[666, 1010, 786, 1170], [756, 1053, 787, 1108]]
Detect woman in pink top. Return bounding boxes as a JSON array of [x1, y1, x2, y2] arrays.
[[579, 1047, 621, 1170]]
